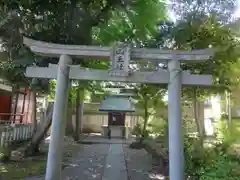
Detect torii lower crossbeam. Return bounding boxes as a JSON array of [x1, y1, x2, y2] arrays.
[[26, 65, 212, 86]]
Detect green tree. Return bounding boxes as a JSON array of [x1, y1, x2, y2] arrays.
[[0, 0, 168, 154], [134, 84, 166, 141], [141, 0, 240, 141], [175, 14, 239, 130], [170, 0, 237, 23], [0, 0, 167, 85]]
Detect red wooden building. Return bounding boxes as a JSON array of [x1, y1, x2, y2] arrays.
[[0, 79, 34, 124]]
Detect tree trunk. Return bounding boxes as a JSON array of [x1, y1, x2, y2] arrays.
[[74, 85, 84, 141], [228, 94, 231, 128], [79, 100, 84, 133], [74, 85, 80, 141], [24, 103, 54, 156], [20, 90, 27, 123], [193, 90, 201, 136], [193, 88, 205, 144], [198, 101, 206, 136], [141, 97, 149, 141], [65, 102, 73, 136], [225, 91, 231, 129], [65, 84, 73, 136], [32, 92, 37, 133], [13, 91, 19, 123]]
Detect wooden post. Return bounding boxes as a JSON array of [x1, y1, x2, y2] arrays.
[[5, 131, 9, 147], [20, 126, 23, 140], [8, 128, 13, 144], [27, 124, 31, 139], [1, 132, 5, 147], [13, 126, 17, 141], [23, 126, 27, 140]]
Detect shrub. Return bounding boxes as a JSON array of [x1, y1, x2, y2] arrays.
[[184, 120, 240, 180], [215, 120, 239, 145], [132, 123, 142, 137], [199, 152, 240, 180], [184, 136, 216, 180], [146, 116, 240, 180], [132, 123, 151, 138]]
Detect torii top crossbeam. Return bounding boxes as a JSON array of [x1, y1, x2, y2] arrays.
[[23, 37, 213, 61], [23, 37, 214, 86]]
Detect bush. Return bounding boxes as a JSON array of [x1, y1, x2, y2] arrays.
[[184, 136, 215, 180], [199, 153, 240, 180], [145, 116, 240, 180], [215, 120, 239, 146], [129, 141, 145, 149], [148, 117, 167, 136], [0, 147, 11, 162], [132, 123, 142, 137], [184, 127, 240, 180]]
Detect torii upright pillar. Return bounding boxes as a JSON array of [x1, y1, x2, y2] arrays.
[[168, 59, 184, 180], [45, 55, 72, 180]]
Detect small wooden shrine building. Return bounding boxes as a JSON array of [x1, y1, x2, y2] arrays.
[[99, 93, 135, 139]]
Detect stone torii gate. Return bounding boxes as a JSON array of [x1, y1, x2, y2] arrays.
[[23, 37, 213, 180]]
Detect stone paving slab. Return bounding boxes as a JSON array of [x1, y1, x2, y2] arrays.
[[102, 144, 127, 180], [61, 143, 109, 180], [80, 134, 134, 145], [23, 144, 109, 180], [23, 136, 166, 180]]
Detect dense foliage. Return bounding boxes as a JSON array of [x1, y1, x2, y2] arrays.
[[0, 0, 166, 91]]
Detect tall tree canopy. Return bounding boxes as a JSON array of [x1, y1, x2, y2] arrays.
[[155, 0, 240, 94], [170, 0, 237, 23], [0, 0, 167, 89]]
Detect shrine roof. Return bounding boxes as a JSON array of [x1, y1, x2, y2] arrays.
[[99, 96, 135, 112]]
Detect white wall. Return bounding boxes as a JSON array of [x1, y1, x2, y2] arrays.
[[72, 114, 140, 133]]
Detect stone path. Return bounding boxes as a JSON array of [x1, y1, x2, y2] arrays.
[[62, 143, 109, 180], [123, 144, 167, 180], [24, 136, 167, 180], [79, 134, 131, 144]]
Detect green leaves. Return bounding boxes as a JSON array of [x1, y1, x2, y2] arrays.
[[162, 0, 239, 100], [0, 0, 168, 96], [170, 13, 240, 99], [134, 84, 166, 115], [199, 154, 240, 180], [93, 0, 167, 45], [170, 0, 237, 23]]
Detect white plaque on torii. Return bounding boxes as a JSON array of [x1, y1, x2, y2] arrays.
[[108, 43, 130, 77]]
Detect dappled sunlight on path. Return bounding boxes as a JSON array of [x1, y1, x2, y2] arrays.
[[62, 144, 109, 180], [23, 136, 167, 180], [123, 144, 167, 180]]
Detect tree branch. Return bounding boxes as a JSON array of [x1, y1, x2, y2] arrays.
[[0, 10, 18, 29], [91, 1, 113, 26], [91, 0, 127, 26]]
